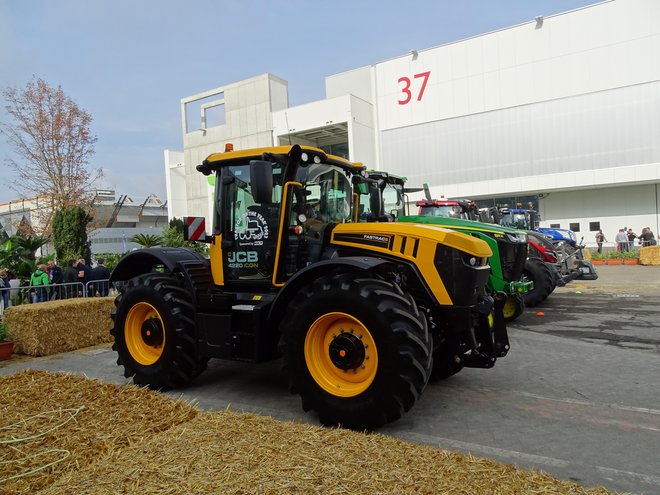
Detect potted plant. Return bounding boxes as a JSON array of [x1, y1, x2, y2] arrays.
[[606, 250, 623, 265], [0, 320, 14, 360], [590, 251, 606, 265], [623, 250, 639, 265]]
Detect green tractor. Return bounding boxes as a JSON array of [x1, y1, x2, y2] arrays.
[[358, 172, 532, 322], [109, 145, 509, 429]]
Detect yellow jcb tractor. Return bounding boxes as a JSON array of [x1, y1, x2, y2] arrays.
[[109, 145, 508, 429]]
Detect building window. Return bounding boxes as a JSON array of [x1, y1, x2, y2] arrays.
[[184, 91, 225, 133], [550, 223, 560, 228], [589, 222, 600, 231], [570, 222, 580, 232]]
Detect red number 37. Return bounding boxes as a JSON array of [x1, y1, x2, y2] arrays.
[[398, 71, 431, 105]]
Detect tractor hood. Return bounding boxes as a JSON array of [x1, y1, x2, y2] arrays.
[[536, 227, 576, 243], [331, 222, 493, 258], [400, 215, 528, 242]]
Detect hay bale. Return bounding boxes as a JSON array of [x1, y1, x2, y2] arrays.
[[639, 245, 660, 265], [40, 410, 616, 495], [0, 370, 198, 494], [3, 298, 115, 356], [1, 371, 617, 495]]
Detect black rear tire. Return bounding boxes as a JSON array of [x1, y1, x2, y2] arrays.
[[522, 260, 554, 307], [282, 273, 432, 429], [111, 273, 208, 389]]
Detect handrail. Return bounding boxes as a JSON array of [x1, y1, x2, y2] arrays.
[[0, 282, 86, 314]]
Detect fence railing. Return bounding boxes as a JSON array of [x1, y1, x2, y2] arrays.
[[0, 279, 113, 316]]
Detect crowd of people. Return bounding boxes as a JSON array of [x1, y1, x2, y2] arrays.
[[0, 258, 112, 309], [608, 227, 657, 253]]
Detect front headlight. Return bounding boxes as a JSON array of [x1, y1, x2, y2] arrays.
[[461, 252, 488, 267]]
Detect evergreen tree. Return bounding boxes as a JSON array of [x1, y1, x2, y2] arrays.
[[52, 206, 92, 263]]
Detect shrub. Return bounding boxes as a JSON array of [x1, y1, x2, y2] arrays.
[[0, 321, 10, 341]]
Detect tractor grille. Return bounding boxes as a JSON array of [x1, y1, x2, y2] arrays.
[[497, 240, 527, 281]]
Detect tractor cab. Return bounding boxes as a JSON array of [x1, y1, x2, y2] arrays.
[[197, 145, 363, 287], [356, 171, 419, 221]]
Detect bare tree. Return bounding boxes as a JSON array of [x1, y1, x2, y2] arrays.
[[1, 76, 102, 229]]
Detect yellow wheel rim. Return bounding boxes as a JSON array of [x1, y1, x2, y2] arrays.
[[304, 312, 378, 398], [502, 296, 518, 319], [125, 302, 165, 365]]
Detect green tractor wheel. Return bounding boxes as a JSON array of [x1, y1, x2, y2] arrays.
[[283, 273, 432, 429], [111, 274, 208, 389]]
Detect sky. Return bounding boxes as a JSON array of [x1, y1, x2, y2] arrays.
[[0, 0, 601, 205]]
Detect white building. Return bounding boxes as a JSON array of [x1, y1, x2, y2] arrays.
[[166, 0, 660, 245]]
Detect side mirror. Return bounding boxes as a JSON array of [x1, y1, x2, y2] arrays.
[[250, 160, 274, 204]]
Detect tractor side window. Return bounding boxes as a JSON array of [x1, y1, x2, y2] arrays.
[[293, 165, 353, 265], [221, 164, 282, 282], [383, 185, 403, 218]]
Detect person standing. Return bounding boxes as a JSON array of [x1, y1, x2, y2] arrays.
[[92, 258, 111, 297], [615, 229, 628, 252], [627, 229, 637, 252], [77, 258, 93, 296], [639, 227, 657, 247], [595, 230, 606, 254], [29, 264, 50, 303], [0, 268, 10, 311], [47, 259, 63, 300], [63, 259, 79, 298]]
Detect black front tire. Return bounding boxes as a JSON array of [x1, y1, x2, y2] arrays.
[[522, 260, 554, 307], [282, 273, 432, 429], [111, 273, 208, 389]]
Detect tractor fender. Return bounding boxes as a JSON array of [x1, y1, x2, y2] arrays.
[[110, 247, 207, 282], [268, 256, 394, 326]]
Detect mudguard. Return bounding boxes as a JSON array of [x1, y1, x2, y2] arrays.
[[110, 247, 207, 282], [267, 256, 399, 324]]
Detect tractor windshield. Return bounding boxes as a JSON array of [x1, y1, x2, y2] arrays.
[[500, 212, 532, 230], [419, 205, 467, 219], [358, 180, 405, 221]]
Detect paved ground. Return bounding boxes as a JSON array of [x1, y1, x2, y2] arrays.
[[1, 264, 659, 494]]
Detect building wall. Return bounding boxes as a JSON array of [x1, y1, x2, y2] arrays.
[[381, 80, 660, 195], [371, 0, 659, 132], [326, 66, 373, 103], [164, 149, 186, 220], [179, 74, 288, 223], [539, 184, 660, 248]]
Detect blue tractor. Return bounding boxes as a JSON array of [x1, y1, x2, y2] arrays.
[[496, 208, 598, 282]]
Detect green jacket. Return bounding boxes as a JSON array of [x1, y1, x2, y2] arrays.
[[30, 270, 50, 291]]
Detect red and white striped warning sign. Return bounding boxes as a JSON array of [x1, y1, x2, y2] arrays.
[[184, 216, 206, 241]]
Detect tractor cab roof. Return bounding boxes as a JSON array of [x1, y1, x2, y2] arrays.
[[416, 199, 461, 207], [365, 170, 406, 184], [417, 198, 478, 209], [197, 145, 365, 176]]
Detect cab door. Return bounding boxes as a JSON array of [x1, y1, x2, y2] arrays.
[[219, 163, 283, 286]]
